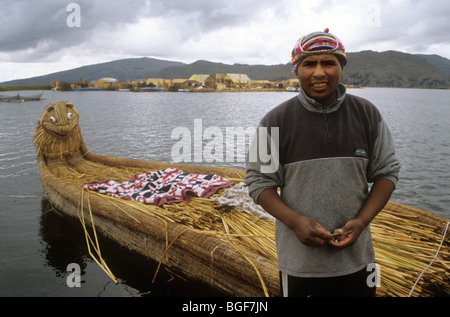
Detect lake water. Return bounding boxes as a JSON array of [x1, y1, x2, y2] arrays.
[[1, 88, 449, 297]]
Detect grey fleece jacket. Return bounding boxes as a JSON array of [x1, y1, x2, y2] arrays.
[[244, 84, 400, 278]]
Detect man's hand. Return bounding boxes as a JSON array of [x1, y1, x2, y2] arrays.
[[329, 178, 395, 250], [328, 218, 365, 250], [256, 188, 334, 247], [290, 214, 334, 247]]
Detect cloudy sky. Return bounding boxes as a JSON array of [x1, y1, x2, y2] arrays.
[[1, 0, 449, 82]]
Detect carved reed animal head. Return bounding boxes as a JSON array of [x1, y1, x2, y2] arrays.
[[33, 101, 83, 159]]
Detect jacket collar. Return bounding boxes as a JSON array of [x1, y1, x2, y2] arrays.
[[297, 83, 347, 113]]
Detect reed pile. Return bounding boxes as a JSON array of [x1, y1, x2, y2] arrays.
[[371, 207, 449, 297], [49, 159, 449, 297]]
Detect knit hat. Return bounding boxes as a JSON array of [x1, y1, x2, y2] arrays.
[[291, 28, 347, 74]]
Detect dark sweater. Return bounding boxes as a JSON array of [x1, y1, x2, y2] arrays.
[[245, 84, 400, 277]]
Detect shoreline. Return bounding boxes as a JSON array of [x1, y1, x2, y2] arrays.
[[0, 84, 450, 94], [2, 84, 449, 92]]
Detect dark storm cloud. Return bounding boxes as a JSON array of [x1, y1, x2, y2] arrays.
[[356, 0, 450, 53], [1, 0, 450, 82], [0, 0, 272, 62], [0, 0, 149, 60]]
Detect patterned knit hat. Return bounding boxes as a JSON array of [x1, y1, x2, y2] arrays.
[[291, 28, 347, 74]]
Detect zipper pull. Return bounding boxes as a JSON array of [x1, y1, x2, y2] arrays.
[[323, 106, 332, 141]]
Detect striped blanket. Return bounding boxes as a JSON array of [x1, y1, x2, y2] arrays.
[[83, 168, 233, 206]]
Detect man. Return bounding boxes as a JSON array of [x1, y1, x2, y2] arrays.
[[244, 29, 400, 297]]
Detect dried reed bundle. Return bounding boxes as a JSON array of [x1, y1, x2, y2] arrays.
[[45, 158, 277, 292], [152, 195, 449, 297], [48, 157, 449, 297], [371, 207, 449, 297], [78, 189, 118, 284]]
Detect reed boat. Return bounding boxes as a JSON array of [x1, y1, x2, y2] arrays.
[[34, 101, 449, 297], [0, 91, 44, 102]]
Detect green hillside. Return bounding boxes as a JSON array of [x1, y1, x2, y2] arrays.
[[342, 51, 450, 88], [155, 60, 293, 82], [2, 57, 184, 85]]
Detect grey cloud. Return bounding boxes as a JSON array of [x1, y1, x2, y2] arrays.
[[326, 0, 450, 57], [0, 0, 273, 62], [376, 0, 450, 46], [0, 0, 150, 60], [1, 0, 449, 66], [146, 0, 269, 27], [0, 1, 67, 52]]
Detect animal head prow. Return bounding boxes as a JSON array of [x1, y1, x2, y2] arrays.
[[33, 101, 85, 160]]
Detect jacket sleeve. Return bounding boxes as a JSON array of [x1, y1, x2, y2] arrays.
[[367, 117, 401, 187], [244, 125, 284, 204]]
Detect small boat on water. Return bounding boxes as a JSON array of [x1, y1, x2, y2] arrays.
[[74, 87, 103, 91], [33, 100, 449, 297], [137, 87, 163, 92], [0, 91, 44, 102]]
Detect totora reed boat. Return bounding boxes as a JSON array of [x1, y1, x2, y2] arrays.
[[34, 100, 449, 297], [0, 91, 44, 102]]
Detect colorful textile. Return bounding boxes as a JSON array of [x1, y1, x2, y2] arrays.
[[83, 168, 233, 206], [291, 28, 347, 73]]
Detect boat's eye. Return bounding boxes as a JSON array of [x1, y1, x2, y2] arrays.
[[67, 112, 73, 120], [49, 116, 57, 123]]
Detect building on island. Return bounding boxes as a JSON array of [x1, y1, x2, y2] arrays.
[[50, 72, 296, 92], [188, 74, 216, 89], [216, 73, 252, 90], [284, 78, 300, 88], [170, 79, 190, 90], [51, 80, 60, 91], [92, 77, 119, 89], [71, 78, 89, 90], [248, 80, 273, 89], [144, 78, 170, 89]]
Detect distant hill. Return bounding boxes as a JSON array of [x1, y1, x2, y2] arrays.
[[342, 51, 450, 88], [416, 54, 450, 75], [1, 57, 185, 85], [155, 60, 293, 82], [1, 51, 449, 88]]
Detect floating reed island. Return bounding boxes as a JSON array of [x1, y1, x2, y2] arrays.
[[34, 101, 449, 297]]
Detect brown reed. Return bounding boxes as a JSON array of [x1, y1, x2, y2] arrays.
[[49, 156, 449, 297]]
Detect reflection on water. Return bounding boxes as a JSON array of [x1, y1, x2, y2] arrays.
[[39, 200, 87, 279], [38, 198, 226, 297]]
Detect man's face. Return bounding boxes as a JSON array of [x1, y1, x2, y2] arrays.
[[296, 54, 343, 106]]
